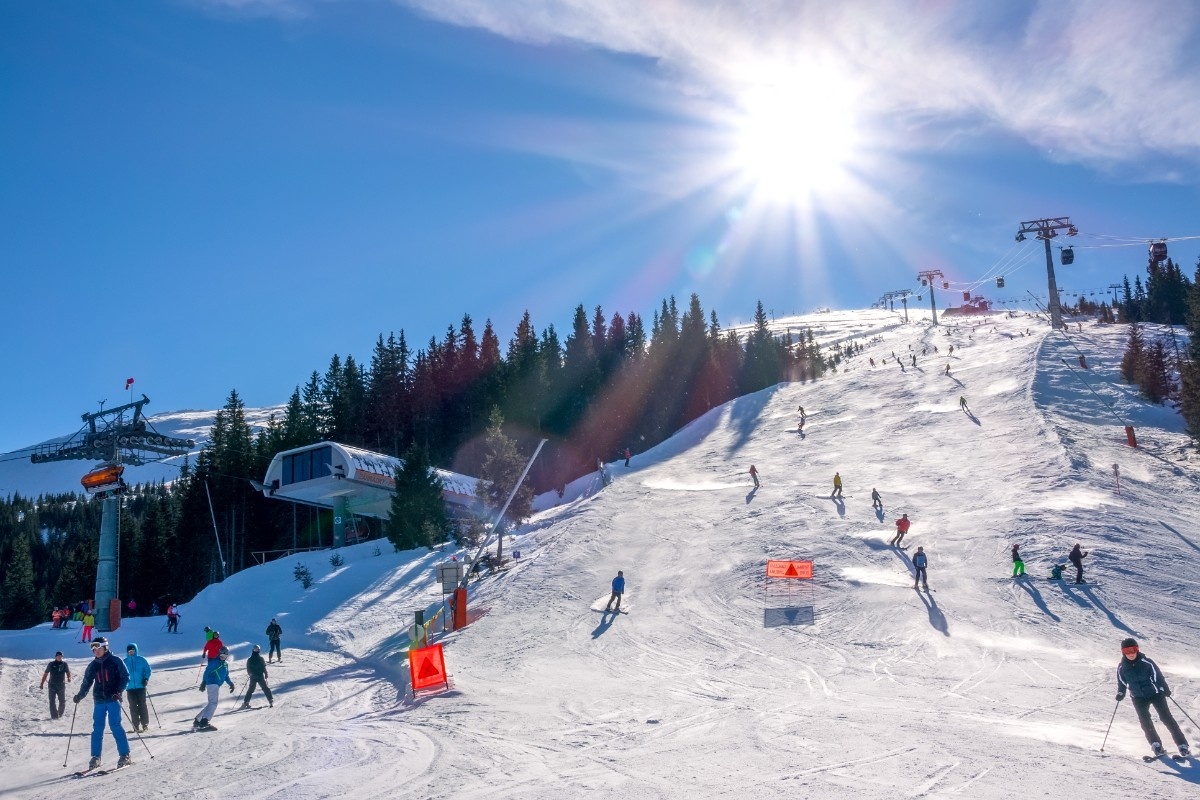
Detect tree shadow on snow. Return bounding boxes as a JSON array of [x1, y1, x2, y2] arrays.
[[1160, 520, 1200, 554], [724, 388, 777, 455], [916, 589, 949, 636], [1014, 578, 1060, 622]]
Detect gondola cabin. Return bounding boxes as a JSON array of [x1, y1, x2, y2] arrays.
[[1060, 247, 1074, 265], [1149, 241, 1168, 262]]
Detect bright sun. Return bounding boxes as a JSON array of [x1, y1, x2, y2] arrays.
[[732, 70, 860, 203]]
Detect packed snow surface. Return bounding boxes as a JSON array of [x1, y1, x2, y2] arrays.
[[3, 309, 1199, 798]]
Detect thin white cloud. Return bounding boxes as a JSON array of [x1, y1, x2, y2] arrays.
[[396, 0, 1200, 169]]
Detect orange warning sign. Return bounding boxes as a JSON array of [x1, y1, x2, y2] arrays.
[[766, 560, 813, 579], [409, 643, 448, 691]]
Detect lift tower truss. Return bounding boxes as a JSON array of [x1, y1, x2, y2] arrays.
[[882, 290, 913, 322], [916, 270, 945, 326], [29, 394, 194, 632], [1015, 217, 1077, 330]]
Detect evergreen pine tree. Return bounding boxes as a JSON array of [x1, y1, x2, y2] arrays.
[[0, 535, 43, 628], [474, 408, 534, 560], [1120, 323, 1147, 384], [384, 444, 449, 551]]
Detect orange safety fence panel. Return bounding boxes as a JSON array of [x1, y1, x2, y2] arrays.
[[766, 560, 813, 579], [409, 643, 448, 692]]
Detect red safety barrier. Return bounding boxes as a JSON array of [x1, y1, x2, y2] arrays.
[[1125, 426, 1137, 448], [409, 643, 448, 692], [766, 560, 813, 579]]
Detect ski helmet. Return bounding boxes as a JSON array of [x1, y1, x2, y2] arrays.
[[90, 636, 109, 650], [1121, 638, 1139, 650], [252, 644, 261, 652]]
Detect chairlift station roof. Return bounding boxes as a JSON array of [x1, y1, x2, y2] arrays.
[[260, 441, 480, 519]]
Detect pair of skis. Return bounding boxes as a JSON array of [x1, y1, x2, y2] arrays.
[[73, 764, 130, 778], [1143, 750, 1190, 764]]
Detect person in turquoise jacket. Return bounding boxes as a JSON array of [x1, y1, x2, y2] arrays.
[[194, 647, 235, 730], [123, 643, 152, 733]]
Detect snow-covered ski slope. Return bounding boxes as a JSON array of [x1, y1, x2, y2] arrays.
[[3, 309, 1200, 799]]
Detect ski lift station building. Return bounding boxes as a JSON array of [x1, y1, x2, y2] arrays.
[[259, 441, 482, 546]]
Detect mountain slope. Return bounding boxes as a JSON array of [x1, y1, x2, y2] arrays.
[[2, 310, 1198, 799]]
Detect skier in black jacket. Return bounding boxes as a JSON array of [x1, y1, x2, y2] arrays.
[[266, 619, 283, 663], [242, 644, 275, 708], [40, 651, 72, 719], [1116, 638, 1191, 758], [1068, 543, 1088, 584], [73, 637, 132, 770]]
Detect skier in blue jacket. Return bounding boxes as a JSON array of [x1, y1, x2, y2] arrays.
[[912, 547, 929, 591], [123, 643, 153, 733], [194, 646, 236, 730], [1116, 638, 1190, 758], [72, 637, 132, 770], [604, 571, 625, 613]]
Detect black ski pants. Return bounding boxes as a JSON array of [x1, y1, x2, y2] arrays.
[[1132, 693, 1187, 748], [167, 616, 178, 633], [48, 682, 66, 719], [243, 676, 274, 705], [913, 566, 928, 588], [1071, 559, 1084, 583], [268, 640, 282, 661], [127, 688, 150, 731]]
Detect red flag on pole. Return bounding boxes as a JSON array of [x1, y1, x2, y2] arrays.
[[125, 378, 134, 389]]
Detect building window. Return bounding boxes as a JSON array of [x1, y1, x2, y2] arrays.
[[281, 445, 333, 486]]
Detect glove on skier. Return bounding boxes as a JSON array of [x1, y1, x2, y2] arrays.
[[111, 693, 122, 702], [1116, 693, 1125, 702], [227, 683, 234, 693], [1164, 689, 1172, 697], [198, 683, 206, 692], [73, 694, 82, 704]]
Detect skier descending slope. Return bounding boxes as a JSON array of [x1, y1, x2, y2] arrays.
[[194, 646, 236, 731], [72, 637, 133, 772], [1115, 638, 1191, 761]]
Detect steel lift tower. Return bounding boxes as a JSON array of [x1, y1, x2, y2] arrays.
[[1016, 217, 1077, 330], [30, 394, 194, 632], [882, 290, 914, 322], [916, 269, 946, 326]]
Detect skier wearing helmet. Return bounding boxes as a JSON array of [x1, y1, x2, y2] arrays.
[[72, 636, 132, 770], [1116, 638, 1191, 760], [194, 645, 235, 730]]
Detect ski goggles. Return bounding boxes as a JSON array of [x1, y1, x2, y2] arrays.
[[1121, 645, 1139, 656]]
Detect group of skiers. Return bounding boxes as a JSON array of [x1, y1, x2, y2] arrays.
[[40, 618, 286, 771]]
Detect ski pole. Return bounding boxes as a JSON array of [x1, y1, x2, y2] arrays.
[[120, 701, 154, 759], [1169, 696, 1199, 730], [62, 699, 79, 767], [147, 691, 161, 729], [1100, 698, 1121, 752]]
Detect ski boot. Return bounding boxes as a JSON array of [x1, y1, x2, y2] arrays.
[[88, 756, 101, 770], [1180, 743, 1191, 757], [1152, 742, 1165, 757], [117, 754, 133, 768]]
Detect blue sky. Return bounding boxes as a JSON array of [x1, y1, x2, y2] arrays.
[[3, 0, 1200, 456]]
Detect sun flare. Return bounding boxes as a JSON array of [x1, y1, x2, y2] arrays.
[[732, 70, 860, 203]]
